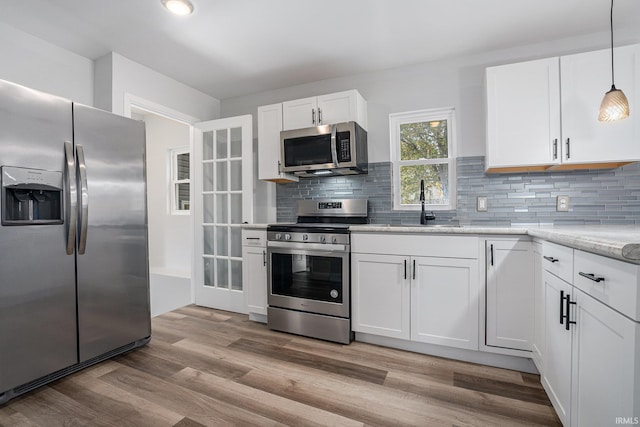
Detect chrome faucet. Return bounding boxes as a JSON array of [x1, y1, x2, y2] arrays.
[[419, 179, 436, 224]]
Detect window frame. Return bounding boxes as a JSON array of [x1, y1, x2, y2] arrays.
[[170, 146, 191, 215], [389, 107, 457, 211]]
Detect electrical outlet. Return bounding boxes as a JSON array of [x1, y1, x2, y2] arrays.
[[557, 195, 570, 212], [477, 196, 488, 212]]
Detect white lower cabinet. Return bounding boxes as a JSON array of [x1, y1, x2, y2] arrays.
[[241, 229, 267, 319], [411, 256, 478, 349], [532, 241, 545, 370], [485, 239, 533, 351], [351, 253, 410, 340], [541, 243, 640, 427], [542, 271, 573, 426], [351, 233, 479, 351]]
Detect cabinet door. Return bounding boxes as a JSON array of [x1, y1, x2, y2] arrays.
[[532, 242, 545, 370], [411, 256, 479, 350], [316, 91, 358, 127], [561, 44, 640, 164], [486, 240, 533, 351], [541, 271, 573, 427], [570, 289, 639, 427], [485, 57, 561, 172], [242, 245, 267, 316], [351, 253, 410, 340], [282, 96, 317, 130], [257, 104, 297, 182]]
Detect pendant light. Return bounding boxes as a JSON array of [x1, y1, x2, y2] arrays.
[[161, 0, 194, 16], [598, 0, 629, 122]]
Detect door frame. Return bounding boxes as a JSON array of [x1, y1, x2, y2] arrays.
[[123, 93, 200, 306]]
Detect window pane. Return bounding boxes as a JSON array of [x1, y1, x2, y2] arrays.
[[400, 120, 448, 160], [203, 132, 214, 161], [216, 162, 228, 191], [203, 163, 214, 191], [400, 163, 449, 205], [230, 127, 242, 158], [230, 160, 242, 191], [216, 129, 228, 159], [203, 257, 214, 287], [176, 183, 189, 210], [217, 259, 228, 289], [230, 260, 242, 291], [176, 153, 190, 180]]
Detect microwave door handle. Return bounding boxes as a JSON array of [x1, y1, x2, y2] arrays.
[[330, 124, 338, 167]]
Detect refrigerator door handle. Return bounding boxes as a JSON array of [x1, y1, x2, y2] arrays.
[[64, 141, 77, 255], [76, 144, 89, 255]]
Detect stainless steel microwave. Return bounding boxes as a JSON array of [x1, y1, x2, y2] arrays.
[[280, 121, 368, 177]]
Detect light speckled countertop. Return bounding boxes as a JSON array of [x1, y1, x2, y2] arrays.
[[244, 223, 640, 263], [350, 224, 640, 264]]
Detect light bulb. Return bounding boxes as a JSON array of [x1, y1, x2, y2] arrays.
[[162, 0, 194, 16]]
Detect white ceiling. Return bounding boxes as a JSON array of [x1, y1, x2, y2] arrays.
[[1, 0, 639, 100]]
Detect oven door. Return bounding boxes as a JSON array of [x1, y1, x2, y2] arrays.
[[267, 241, 350, 318]]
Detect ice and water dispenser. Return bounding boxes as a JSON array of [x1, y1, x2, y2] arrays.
[[1, 166, 63, 225]]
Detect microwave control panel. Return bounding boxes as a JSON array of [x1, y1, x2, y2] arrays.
[[337, 133, 352, 162]]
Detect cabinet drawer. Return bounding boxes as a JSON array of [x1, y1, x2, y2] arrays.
[[541, 241, 573, 283], [574, 250, 640, 321], [351, 233, 478, 259], [242, 229, 266, 247]]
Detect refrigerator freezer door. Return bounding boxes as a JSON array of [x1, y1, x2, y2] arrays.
[[0, 80, 78, 392], [73, 104, 151, 362]]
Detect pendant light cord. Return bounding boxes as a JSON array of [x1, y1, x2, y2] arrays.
[[610, 0, 615, 87]]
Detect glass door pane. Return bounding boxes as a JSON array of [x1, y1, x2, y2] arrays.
[[194, 115, 253, 313]]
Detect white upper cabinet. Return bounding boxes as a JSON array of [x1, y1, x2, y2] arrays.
[[257, 103, 298, 183], [282, 90, 368, 131], [258, 90, 368, 181], [560, 45, 640, 166], [486, 57, 561, 172], [485, 44, 640, 173]]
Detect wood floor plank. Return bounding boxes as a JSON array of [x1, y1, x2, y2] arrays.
[[1, 306, 561, 426], [453, 372, 552, 406], [228, 338, 388, 385], [98, 365, 285, 426], [384, 370, 561, 426], [138, 339, 251, 380], [3, 386, 118, 427], [170, 367, 364, 427]]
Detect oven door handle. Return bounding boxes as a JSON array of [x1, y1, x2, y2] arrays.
[[267, 240, 349, 252]]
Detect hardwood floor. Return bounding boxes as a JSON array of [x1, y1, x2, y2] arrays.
[[0, 305, 561, 426]]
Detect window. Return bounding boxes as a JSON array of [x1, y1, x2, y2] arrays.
[[170, 147, 190, 214], [390, 108, 456, 211]]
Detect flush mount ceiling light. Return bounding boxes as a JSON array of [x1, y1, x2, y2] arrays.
[[161, 0, 194, 16], [598, 0, 629, 122]]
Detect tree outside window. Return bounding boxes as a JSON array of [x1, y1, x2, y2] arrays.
[[390, 108, 456, 210]]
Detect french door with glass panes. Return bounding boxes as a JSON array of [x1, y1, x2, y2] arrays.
[[193, 115, 253, 313]]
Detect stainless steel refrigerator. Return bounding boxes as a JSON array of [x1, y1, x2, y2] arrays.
[[0, 79, 151, 404]]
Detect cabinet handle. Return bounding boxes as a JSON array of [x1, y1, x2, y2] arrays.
[[490, 244, 494, 266], [543, 256, 559, 263], [553, 139, 558, 160], [312, 109, 316, 125], [318, 107, 322, 124], [578, 272, 605, 283], [245, 237, 260, 240], [566, 138, 571, 159], [565, 293, 577, 331], [263, 250, 266, 267], [412, 259, 416, 280], [277, 160, 282, 175], [560, 290, 566, 325], [404, 259, 407, 280]]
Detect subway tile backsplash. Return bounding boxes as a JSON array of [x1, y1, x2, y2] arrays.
[[276, 157, 640, 225]]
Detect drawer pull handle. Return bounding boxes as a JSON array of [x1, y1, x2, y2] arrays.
[[565, 293, 576, 331], [543, 256, 559, 263], [578, 272, 605, 283], [245, 237, 260, 240]]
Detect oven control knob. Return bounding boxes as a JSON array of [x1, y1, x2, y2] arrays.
[[275, 233, 282, 240], [303, 234, 309, 241], [285, 233, 292, 241], [332, 236, 338, 244], [320, 235, 326, 243]]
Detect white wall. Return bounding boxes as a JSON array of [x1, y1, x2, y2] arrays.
[[0, 23, 93, 105], [143, 113, 192, 274], [220, 29, 640, 162], [95, 52, 220, 121]]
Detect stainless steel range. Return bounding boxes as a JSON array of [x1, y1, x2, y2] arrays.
[[267, 199, 368, 344]]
